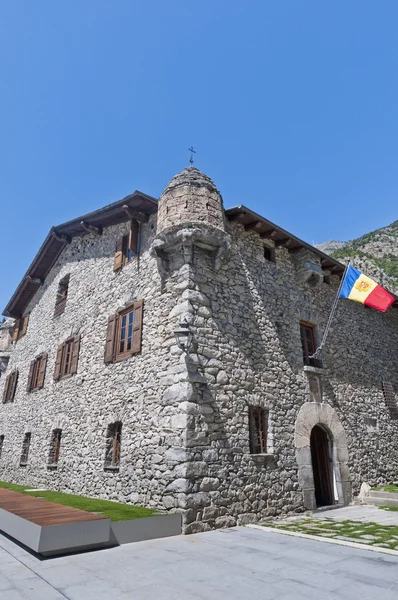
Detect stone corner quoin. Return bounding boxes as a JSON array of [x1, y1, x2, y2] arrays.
[[0, 164, 398, 533]]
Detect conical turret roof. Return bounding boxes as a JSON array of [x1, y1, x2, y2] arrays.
[[162, 166, 218, 195]]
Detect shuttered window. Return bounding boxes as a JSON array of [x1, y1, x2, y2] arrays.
[[54, 336, 81, 381], [249, 406, 268, 454], [104, 422, 122, 469], [2, 370, 18, 404], [104, 300, 144, 363], [300, 321, 322, 368], [27, 353, 48, 392], [113, 220, 140, 271], [0, 435, 4, 459], [48, 429, 62, 466], [20, 432, 31, 466], [12, 314, 30, 342], [54, 275, 70, 317]]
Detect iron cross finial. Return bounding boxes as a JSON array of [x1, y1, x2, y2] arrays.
[[188, 146, 196, 165]]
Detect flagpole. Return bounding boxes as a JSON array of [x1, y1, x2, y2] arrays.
[[311, 260, 350, 360]]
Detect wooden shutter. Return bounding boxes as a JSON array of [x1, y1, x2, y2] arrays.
[[70, 335, 81, 375], [104, 314, 117, 363], [20, 314, 30, 338], [10, 371, 18, 401], [2, 374, 11, 403], [114, 237, 124, 271], [128, 220, 139, 259], [132, 300, 144, 354], [54, 344, 63, 381], [27, 360, 35, 392], [37, 353, 48, 389], [12, 319, 20, 342]]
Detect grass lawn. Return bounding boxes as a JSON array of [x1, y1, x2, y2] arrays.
[[262, 518, 398, 550], [0, 480, 157, 522], [374, 484, 398, 493]]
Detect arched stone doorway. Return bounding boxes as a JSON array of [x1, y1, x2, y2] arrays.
[[295, 402, 352, 510]]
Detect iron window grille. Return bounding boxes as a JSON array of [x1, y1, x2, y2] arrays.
[[20, 432, 31, 466], [48, 429, 62, 466], [249, 407, 268, 454], [104, 422, 122, 469], [382, 381, 398, 419]]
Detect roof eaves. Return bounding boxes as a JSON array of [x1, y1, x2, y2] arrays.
[[225, 204, 345, 270], [225, 204, 397, 303], [3, 191, 159, 317], [54, 190, 158, 233]]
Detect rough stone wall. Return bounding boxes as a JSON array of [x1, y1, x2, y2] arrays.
[[0, 215, 192, 510], [1, 199, 398, 532], [157, 167, 226, 234], [161, 220, 398, 532]]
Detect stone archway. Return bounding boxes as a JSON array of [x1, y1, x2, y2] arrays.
[[295, 402, 352, 510]]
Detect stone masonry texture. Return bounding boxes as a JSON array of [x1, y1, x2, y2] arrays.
[[1, 165, 398, 533]]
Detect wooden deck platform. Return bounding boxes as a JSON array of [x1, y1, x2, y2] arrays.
[[0, 488, 110, 556], [0, 488, 107, 525]]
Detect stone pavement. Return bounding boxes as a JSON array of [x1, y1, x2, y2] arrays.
[[1, 525, 398, 599], [315, 505, 398, 525]]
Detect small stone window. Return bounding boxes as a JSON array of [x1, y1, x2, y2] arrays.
[[382, 381, 398, 419], [364, 417, 378, 432], [300, 321, 322, 368], [0, 435, 4, 459], [12, 314, 30, 342], [54, 275, 70, 317], [104, 301, 144, 363], [2, 370, 18, 403], [48, 429, 62, 466], [104, 422, 122, 470], [20, 432, 31, 466], [54, 336, 80, 381], [263, 246, 275, 263], [27, 353, 48, 392], [113, 220, 140, 271], [249, 406, 268, 454]]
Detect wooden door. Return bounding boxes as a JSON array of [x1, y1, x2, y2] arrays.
[[310, 425, 334, 507]]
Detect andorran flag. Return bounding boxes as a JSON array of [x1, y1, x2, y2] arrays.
[[339, 265, 395, 312]]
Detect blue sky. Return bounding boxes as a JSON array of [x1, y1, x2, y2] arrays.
[[1, 1, 398, 315]]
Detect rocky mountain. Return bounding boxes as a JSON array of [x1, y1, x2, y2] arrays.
[[315, 240, 345, 254], [316, 220, 398, 296]]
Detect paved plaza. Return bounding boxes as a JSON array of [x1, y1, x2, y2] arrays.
[[0, 523, 398, 599], [315, 505, 398, 525]]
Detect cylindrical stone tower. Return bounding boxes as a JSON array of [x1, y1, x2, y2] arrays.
[[156, 166, 226, 235]]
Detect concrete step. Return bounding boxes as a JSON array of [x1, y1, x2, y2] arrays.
[[369, 490, 398, 500], [366, 496, 398, 508]]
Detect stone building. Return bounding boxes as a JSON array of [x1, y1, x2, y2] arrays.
[[1, 166, 398, 532], [0, 318, 14, 379]]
